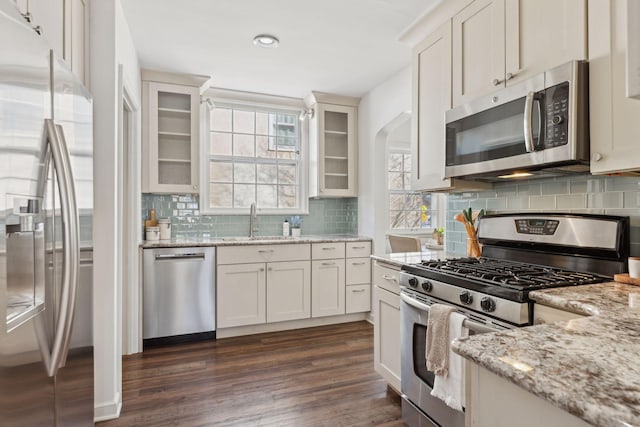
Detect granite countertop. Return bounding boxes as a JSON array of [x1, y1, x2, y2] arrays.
[[140, 234, 372, 249], [452, 281, 640, 427], [370, 249, 449, 268]]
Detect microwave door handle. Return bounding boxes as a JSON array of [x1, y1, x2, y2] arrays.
[[523, 91, 535, 153]]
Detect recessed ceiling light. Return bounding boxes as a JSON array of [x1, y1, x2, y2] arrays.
[[253, 34, 279, 48]]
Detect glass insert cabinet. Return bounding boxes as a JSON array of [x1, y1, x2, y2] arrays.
[[305, 92, 360, 198]]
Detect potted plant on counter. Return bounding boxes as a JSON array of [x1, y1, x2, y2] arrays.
[[432, 227, 444, 246], [289, 216, 303, 237]]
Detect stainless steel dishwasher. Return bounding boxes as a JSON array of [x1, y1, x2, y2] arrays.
[[143, 247, 215, 342]]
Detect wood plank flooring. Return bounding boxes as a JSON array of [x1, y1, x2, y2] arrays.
[[99, 321, 405, 427]]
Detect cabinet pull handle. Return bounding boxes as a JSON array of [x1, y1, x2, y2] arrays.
[[322, 247, 336, 250], [382, 275, 398, 283], [492, 78, 503, 86], [352, 262, 366, 266], [268, 267, 272, 271], [259, 268, 265, 272], [258, 249, 274, 253], [322, 262, 336, 266], [351, 245, 366, 249], [506, 72, 515, 81], [351, 289, 366, 293]]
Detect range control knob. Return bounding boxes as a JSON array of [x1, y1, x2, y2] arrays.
[[480, 297, 496, 312], [459, 291, 473, 305], [421, 281, 433, 292], [408, 277, 419, 288]]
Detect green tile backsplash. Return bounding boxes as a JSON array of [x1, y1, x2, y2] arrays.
[[446, 174, 640, 256], [141, 194, 358, 238]]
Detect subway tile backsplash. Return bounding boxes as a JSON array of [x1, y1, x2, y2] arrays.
[[446, 174, 640, 256], [141, 194, 358, 238]]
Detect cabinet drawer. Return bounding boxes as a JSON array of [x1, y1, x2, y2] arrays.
[[217, 244, 310, 265], [373, 261, 400, 295], [312, 242, 346, 260], [346, 241, 371, 258], [346, 257, 371, 285], [346, 284, 371, 313]]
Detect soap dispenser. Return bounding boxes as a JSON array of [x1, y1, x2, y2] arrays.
[[283, 219, 290, 236]]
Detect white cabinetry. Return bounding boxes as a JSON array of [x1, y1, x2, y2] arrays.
[[312, 242, 346, 317], [216, 244, 311, 328], [13, 0, 88, 84], [589, 0, 640, 174], [412, 21, 490, 192], [345, 242, 372, 314], [452, 0, 587, 106], [372, 261, 401, 392], [143, 82, 201, 193], [305, 92, 360, 198]]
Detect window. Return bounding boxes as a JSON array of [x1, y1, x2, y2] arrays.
[[388, 151, 431, 229], [203, 101, 306, 213]]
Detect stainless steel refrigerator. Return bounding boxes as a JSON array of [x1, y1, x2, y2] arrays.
[[0, 1, 94, 425]]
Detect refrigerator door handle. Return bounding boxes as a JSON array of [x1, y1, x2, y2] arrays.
[[39, 119, 80, 377]]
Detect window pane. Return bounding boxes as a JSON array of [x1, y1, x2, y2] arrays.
[[256, 112, 269, 135], [278, 185, 296, 208], [277, 150, 296, 160], [404, 172, 412, 189], [233, 110, 254, 134], [278, 164, 296, 185], [406, 211, 421, 228], [234, 184, 255, 208], [210, 183, 232, 208], [211, 108, 232, 132], [257, 185, 277, 208], [388, 153, 403, 172], [388, 172, 403, 190], [257, 164, 277, 184], [211, 132, 232, 156], [389, 194, 405, 211], [406, 194, 422, 210], [390, 211, 406, 229], [233, 134, 255, 157], [404, 154, 412, 172], [256, 135, 274, 158], [234, 163, 255, 184], [210, 161, 232, 182]]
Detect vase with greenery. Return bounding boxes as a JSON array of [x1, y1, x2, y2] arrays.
[[454, 208, 484, 257], [289, 216, 303, 237]]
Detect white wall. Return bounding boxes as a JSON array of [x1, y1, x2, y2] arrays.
[[358, 67, 412, 254], [90, 0, 141, 421]]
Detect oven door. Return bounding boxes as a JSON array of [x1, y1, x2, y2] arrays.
[[400, 292, 508, 427]]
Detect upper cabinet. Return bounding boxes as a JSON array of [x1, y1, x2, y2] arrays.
[[305, 92, 359, 198], [452, 0, 587, 106], [589, 0, 640, 174], [141, 71, 211, 194], [17, 0, 88, 85], [412, 21, 491, 192]]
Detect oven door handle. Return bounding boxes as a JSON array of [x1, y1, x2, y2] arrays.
[[400, 293, 502, 334]]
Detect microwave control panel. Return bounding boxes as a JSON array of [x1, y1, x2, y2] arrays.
[[543, 82, 569, 147], [515, 219, 559, 235]]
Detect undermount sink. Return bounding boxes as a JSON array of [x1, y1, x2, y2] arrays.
[[222, 236, 296, 242]]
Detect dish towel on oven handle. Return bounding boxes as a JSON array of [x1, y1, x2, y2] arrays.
[[426, 304, 455, 376], [430, 311, 469, 412]]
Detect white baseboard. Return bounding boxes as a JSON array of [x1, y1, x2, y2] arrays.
[[94, 391, 122, 422], [216, 313, 368, 338]]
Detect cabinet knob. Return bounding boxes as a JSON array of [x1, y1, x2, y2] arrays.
[[22, 12, 32, 23], [493, 78, 503, 86], [592, 153, 603, 162], [506, 72, 515, 81], [259, 267, 265, 272], [268, 267, 272, 271], [193, 185, 198, 190]]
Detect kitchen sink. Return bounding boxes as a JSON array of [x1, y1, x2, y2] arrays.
[[222, 236, 297, 242]]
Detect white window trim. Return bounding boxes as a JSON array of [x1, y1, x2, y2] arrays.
[[199, 88, 309, 215], [385, 145, 445, 235]]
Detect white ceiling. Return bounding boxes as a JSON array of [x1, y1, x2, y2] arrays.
[[121, 0, 440, 99]]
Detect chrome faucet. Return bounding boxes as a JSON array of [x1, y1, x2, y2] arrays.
[[249, 202, 258, 238]]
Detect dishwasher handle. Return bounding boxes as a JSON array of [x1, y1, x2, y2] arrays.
[[155, 253, 206, 261]]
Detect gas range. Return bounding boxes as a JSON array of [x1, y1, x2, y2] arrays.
[[400, 213, 630, 327]]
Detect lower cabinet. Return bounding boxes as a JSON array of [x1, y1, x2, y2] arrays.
[[311, 259, 346, 317], [217, 263, 266, 328], [266, 260, 311, 323], [373, 261, 401, 391]]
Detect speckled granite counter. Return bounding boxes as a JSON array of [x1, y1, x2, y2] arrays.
[[453, 281, 640, 427], [140, 234, 372, 249], [370, 249, 449, 268]]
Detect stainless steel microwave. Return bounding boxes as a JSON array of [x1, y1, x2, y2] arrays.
[[444, 60, 589, 180]]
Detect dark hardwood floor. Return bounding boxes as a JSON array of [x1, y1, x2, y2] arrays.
[[99, 321, 405, 427]]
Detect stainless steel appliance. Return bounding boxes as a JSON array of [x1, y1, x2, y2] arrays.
[[143, 247, 216, 343], [400, 213, 629, 427], [445, 61, 589, 181], [0, 1, 94, 425]]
